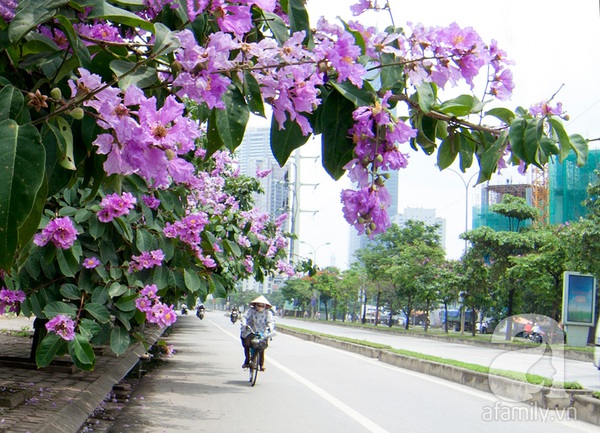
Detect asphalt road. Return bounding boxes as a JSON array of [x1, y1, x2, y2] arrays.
[[106, 311, 600, 432]]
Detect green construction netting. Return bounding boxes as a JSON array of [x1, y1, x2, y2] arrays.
[[472, 150, 600, 231], [548, 150, 600, 225]]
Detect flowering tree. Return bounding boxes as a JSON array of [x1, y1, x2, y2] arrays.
[[0, 0, 587, 369]]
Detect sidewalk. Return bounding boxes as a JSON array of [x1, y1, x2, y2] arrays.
[[0, 315, 164, 433]]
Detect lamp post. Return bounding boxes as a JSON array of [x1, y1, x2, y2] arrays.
[[300, 241, 331, 265], [447, 169, 478, 255], [446, 168, 478, 336]]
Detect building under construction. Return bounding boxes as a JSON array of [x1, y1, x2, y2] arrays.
[[472, 150, 600, 231]]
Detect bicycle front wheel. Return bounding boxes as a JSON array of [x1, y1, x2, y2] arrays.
[[249, 351, 260, 386]]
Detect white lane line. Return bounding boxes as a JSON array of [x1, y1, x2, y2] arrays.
[[211, 319, 390, 433]]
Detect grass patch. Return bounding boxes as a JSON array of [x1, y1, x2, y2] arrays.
[[278, 324, 583, 389]]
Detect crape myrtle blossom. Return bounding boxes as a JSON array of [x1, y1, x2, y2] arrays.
[[33, 217, 79, 250], [45, 315, 76, 341], [0, 0, 17, 22], [0, 288, 26, 314], [68, 69, 201, 188], [128, 250, 165, 273], [341, 92, 415, 237], [529, 100, 565, 118], [135, 284, 177, 328], [142, 195, 161, 210], [82, 257, 101, 269], [97, 192, 137, 223]]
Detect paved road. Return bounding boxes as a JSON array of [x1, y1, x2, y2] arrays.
[[106, 311, 600, 432], [277, 317, 600, 390]]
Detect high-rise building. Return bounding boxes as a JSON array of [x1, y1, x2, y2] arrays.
[[235, 126, 292, 294], [392, 207, 446, 247]]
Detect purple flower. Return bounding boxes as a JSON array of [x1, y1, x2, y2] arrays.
[[128, 250, 165, 273], [350, 0, 371, 16], [82, 257, 101, 269], [0, 288, 26, 314], [98, 192, 137, 223], [33, 217, 79, 250], [45, 315, 76, 341], [142, 195, 161, 209], [0, 0, 18, 22]]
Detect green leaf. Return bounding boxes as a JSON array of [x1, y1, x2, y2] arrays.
[[78, 318, 102, 340], [60, 283, 81, 300], [9, 0, 69, 44], [416, 83, 436, 113], [569, 134, 588, 167], [437, 136, 458, 170], [270, 114, 310, 166], [209, 274, 227, 298], [108, 282, 128, 298], [152, 22, 180, 55], [485, 107, 515, 125], [55, 15, 91, 70], [91, 285, 110, 304], [35, 333, 67, 368], [44, 301, 77, 318], [135, 228, 156, 252], [68, 334, 95, 370], [0, 85, 24, 122], [0, 120, 45, 270], [438, 95, 475, 117], [262, 12, 289, 45], [53, 117, 76, 170], [508, 118, 527, 162], [379, 52, 402, 91], [223, 239, 241, 258], [184, 269, 201, 292], [81, 0, 153, 31], [17, 175, 47, 251], [287, 0, 312, 46], [84, 302, 111, 323], [330, 81, 374, 107], [115, 293, 138, 312], [214, 87, 249, 152], [479, 131, 509, 181], [56, 248, 79, 277], [110, 325, 130, 356], [242, 70, 265, 117], [110, 60, 158, 91], [321, 89, 356, 180]]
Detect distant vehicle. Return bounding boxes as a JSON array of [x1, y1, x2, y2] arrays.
[[514, 325, 565, 344], [442, 309, 474, 332]]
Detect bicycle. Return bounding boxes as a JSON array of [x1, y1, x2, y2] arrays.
[[245, 327, 275, 386]]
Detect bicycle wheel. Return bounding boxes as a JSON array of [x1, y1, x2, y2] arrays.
[[249, 350, 259, 386]]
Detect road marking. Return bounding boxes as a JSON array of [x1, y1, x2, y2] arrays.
[[211, 319, 389, 433]]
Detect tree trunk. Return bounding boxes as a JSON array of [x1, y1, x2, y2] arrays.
[[374, 290, 381, 326], [444, 303, 449, 333]]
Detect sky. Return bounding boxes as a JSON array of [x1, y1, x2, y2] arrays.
[[266, 1, 600, 270]]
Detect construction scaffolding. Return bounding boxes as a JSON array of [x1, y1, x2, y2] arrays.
[[472, 181, 532, 231]]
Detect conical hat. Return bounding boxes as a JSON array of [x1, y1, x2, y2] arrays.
[[250, 295, 272, 308]]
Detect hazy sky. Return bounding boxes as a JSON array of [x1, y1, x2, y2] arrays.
[[279, 0, 600, 269]]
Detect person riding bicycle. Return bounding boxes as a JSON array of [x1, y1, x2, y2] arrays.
[[240, 295, 275, 371]]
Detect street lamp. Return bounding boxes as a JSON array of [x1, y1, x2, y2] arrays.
[[300, 241, 331, 265], [446, 168, 478, 255]]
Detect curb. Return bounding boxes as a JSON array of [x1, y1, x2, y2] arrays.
[[278, 327, 600, 426], [35, 326, 165, 433]]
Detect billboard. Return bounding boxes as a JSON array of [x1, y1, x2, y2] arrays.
[[562, 272, 597, 325]]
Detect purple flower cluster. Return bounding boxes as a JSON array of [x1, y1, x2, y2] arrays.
[[128, 250, 165, 273], [141, 195, 161, 210], [97, 192, 137, 223], [341, 92, 416, 237], [135, 284, 177, 328], [33, 217, 79, 250], [163, 213, 209, 256], [45, 315, 76, 341], [69, 69, 201, 188], [0, 288, 26, 314], [529, 101, 564, 117], [0, 0, 17, 22]]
